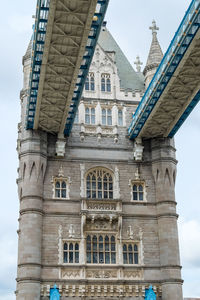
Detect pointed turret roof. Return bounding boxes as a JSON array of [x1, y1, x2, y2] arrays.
[[143, 20, 163, 76], [98, 23, 145, 92], [22, 40, 32, 65]]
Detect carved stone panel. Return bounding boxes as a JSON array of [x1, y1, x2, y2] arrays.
[[86, 269, 118, 279], [123, 269, 143, 280], [85, 219, 118, 231], [61, 269, 81, 279]]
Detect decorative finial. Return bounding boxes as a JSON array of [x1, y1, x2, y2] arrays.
[[149, 20, 159, 35], [134, 56, 143, 72], [58, 165, 64, 177]]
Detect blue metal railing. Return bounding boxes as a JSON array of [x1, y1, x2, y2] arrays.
[[64, 0, 109, 136], [128, 0, 200, 139], [26, 0, 50, 129]]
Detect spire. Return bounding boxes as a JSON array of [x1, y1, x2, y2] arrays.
[[22, 40, 32, 65], [134, 56, 143, 73], [143, 20, 163, 88]]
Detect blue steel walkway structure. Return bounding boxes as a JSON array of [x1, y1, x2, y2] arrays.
[[26, 0, 109, 136], [128, 0, 200, 139]]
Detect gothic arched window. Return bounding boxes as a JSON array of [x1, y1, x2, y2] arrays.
[[86, 235, 116, 264], [132, 183, 144, 201], [123, 243, 139, 264], [118, 109, 123, 126], [74, 110, 79, 123], [101, 74, 111, 92], [85, 107, 95, 125], [86, 168, 113, 199], [102, 108, 112, 126], [63, 242, 79, 263], [85, 73, 95, 91], [54, 179, 67, 198]]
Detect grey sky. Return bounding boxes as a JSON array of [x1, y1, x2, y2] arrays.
[[0, 0, 199, 299]]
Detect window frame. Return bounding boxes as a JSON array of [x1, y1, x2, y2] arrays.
[[85, 72, 95, 91], [118, 109, 123, 126], [131, 181, 146, 202], [85, 106, 96, 125], [63, 241, 80, 264], [86, 168, 114, 199], [86, 234, 116, 264], [53, 177, 69, 199], [101, 108, 112, 126], [101, 73, 111, 92], [122, 242, 139, 265]]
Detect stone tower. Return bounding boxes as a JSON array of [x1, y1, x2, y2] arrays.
[[16, 22, 183, 299]]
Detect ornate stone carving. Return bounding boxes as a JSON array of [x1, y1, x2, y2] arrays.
[[62, 270, 81, 279], [58, 225, 62, 264], [114, 166, 120, 199], [87, 270, 117, 279], [135, 167, 140, 180], [55, 138, 66, 157], [134, 56, 143, 73], [86, 219, 117, 231], [87, 202, 116, 211], [41, 283, 162, 298], [68, 224, 75, 238], [58, 165, 64, 177], [126, 226, 143, 240], [133, 137, 144, 161], [80, 164, 85, 197], [127, 225, 134, 239], [123, 269, 143, 279]]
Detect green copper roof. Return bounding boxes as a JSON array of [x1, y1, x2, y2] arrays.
[[98, 24, 145, 92]]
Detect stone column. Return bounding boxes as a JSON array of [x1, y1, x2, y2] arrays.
[[16, 130, 47, 300], [151, 138, 183, 300]]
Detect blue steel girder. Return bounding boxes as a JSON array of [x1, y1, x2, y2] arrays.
[[26, 0, 109, 135], [128, 0, 200, 140]]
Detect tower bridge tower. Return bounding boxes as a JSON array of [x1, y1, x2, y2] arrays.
[[17, 19, 183, 300]]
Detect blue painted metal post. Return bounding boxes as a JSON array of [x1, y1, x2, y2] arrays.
[[50, 284, 60, 300], [145, 285, 156, 300]]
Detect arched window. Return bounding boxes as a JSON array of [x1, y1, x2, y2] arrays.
[[63, 242, 79, 263], [123, 243, 139, 264], [74, 110, 79, 123], [85, 73, 95, 91], [101, 74, 111, 92], [101, 76, 105, 92], [132, 183, 144, 201], [106, 77, 111, 92], [86, 168, 113, 199], [86, 234, 116, 264], [85, 107, 95, 125], [118, 109, 123, 126], [102, 108, 112, 126], [85, 76, 89, 90], [54, 180, 67, 198]]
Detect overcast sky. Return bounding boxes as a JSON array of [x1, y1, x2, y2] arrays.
[[0, 0, 199, 299]]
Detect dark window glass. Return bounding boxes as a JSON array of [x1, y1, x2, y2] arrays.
[[63, 242, 79, 264], [106, 78, 111, 92], [86, 169, 113, 199], [85, 76, 89, 90], [101, 77, 105, 91], [90, 76, 95, 91], [86, 234, 116, 264]]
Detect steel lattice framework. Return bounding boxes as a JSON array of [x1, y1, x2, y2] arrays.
[[128, 0, 200, 139], [26, 0, 109, 135]]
